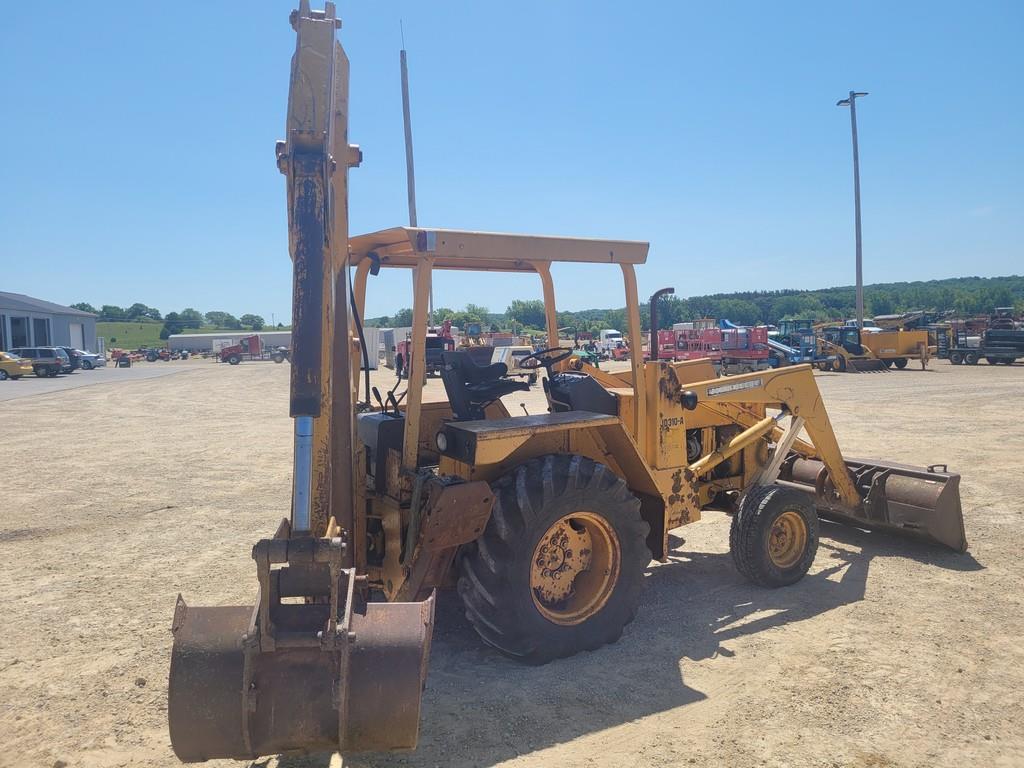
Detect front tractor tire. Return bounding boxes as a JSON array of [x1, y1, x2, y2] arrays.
[[730, 485, 819, 588], [457, 454, 650, 664], [227, 354, 241, 365]]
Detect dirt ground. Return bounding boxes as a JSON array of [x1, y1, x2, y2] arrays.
[[2, 358, 1022, 768]]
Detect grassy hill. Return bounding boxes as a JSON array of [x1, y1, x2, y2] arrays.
[[96, 321, 166, 349], [96, 322, 290, 349]]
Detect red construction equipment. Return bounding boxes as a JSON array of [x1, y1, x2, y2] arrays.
[[397, 320, 455, 377], [220, 335, 263, 365], [655, 321, 771, 374]]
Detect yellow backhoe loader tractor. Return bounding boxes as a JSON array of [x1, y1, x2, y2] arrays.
[[819, 325, 932, 371], [816, 325, 889, 372], [167, 4, 968, 762]]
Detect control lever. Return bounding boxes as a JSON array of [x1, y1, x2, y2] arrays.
[[371, 386, 385, 412]]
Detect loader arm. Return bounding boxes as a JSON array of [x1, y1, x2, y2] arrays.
[[681, 364, 861, 508], [678, 364, 966, 552]]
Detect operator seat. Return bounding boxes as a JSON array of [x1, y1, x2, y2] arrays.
[[545, 371, 619, 416], [440, 351, 530, 421]]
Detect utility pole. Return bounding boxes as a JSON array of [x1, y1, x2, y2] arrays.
[[837, 90, 868, 329]]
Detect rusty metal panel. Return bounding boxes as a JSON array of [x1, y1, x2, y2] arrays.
[[419, 480, 494, 551], [168, 599, 252, 761]]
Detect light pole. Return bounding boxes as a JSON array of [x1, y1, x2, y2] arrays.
[[837, 90, 868, 329]]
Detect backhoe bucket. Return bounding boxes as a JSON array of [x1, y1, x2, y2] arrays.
[[168, 535, 435, 762], [784, 457, 967, 551]]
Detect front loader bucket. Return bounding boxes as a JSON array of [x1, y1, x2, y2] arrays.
[[168, 535, 435, 762], [784, 457, 967, 551], [847, 358, 889, 373]]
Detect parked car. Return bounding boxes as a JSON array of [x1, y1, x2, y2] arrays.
[[7, 347, 69, 377], [58, 346, 82, 372], [0, 351, 33, 380], [76, 350, 106, 369]]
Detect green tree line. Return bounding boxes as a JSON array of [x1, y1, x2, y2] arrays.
[[73, 302, 274, 339], [364, 274, 1024, 333]]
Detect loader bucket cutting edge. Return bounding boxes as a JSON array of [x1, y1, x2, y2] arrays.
[[168, 593, 435, 762], [847, 358, 889, 373], [785, 457, 967, 552]]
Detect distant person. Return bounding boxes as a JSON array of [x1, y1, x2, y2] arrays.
[[395, 350, 405, 379]]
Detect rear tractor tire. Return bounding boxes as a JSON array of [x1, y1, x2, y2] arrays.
[[730, 485, 818, 588], [832, 357, 847, 373], [949, 351, 963, 365], [457, 454, 650, 664], [894, 358, 908, 369], [965, 352, 980, 365]]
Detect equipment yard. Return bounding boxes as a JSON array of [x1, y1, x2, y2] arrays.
[[2, 360, 1021, 768]]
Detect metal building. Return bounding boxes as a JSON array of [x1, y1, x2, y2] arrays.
[[0, 291, 98, 352]]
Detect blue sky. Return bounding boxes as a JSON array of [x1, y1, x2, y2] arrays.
[[1, 1, 1020, 322]]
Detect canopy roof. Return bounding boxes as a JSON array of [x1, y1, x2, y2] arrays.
[[348, 227, 649, 272]]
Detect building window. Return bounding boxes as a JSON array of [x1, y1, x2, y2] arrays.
[[10, 316, 29, 348], [32, 317, 51, 346]]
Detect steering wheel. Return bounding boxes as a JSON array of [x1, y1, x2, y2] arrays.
[[519, 347, 574, 375]]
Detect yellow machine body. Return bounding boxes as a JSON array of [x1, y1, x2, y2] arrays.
[[167, 3, 967, 763]]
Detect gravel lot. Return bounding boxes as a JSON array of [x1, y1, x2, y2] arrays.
[[1, 359, 1022, 768]]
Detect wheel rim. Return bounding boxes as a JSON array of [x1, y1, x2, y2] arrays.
[[767, 510, 808, 569], [530, 511, 620, 626]]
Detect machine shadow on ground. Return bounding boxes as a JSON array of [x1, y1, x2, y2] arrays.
[[267, 525, 981, 768]]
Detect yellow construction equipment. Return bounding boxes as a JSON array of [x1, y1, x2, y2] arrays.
[[860, 328, 932, 369], [167, 4, 968, 761], [817, 324, 931, 371]]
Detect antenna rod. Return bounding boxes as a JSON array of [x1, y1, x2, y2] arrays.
[[400, 48, 417, 228], [400, 41, 431, 324]]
